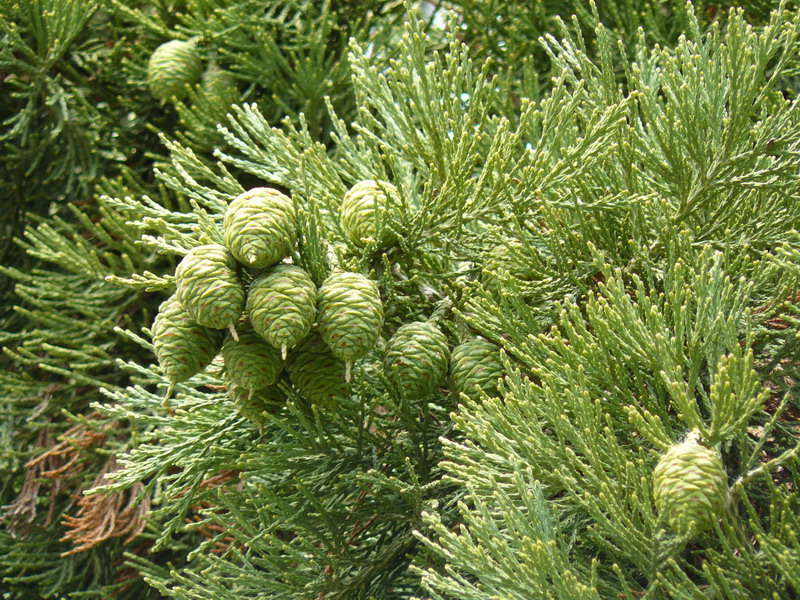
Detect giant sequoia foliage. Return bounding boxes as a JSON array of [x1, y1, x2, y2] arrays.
[[0, 0, 402, 596], [2, 1, 800, 599]]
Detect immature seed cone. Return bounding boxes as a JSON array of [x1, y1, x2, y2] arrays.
[[384, 321, 449, 397], [222, 325, 283, 391], [449, 338, 504, 401], [201, 66, 239, 108], [286, 332, 348, 405], [147, 39, 203, 102], [152, 294, 223, 384], [247, 265, 317, 358], [175, 244, 245, 330], [223, 187, 296, 268], [228, 380, 285, 426], [317, 271, 383, 366], [653, 430, 727, 536], [341, 179, 401, 247], [481, 240, 536, 292]]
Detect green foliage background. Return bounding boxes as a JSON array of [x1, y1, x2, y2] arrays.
[[2, 0, 800, 598]]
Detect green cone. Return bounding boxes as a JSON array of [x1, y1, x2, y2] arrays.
[[247, 265, 317, 358], [201, 66, 238, 108], [228, 380, 285, 426], [449, 338, 504, 401], [384, 321, 449, 397], [481, 240, 536, 292], [152, 294, 223, 384], [341, 179, 401, 247], [317, 272, 383, 369], [175, 244, 245, 330], [147, 39, 203, 102], [223, 187, 296, 268], [653, 430, 727, 536], [222, 325, 283, 391], [286, 332, 348, 405]]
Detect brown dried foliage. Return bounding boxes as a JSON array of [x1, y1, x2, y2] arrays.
[[184, 469, 242, 555], [60, 458, 150, 556], [3, 413, 151, 559], [5, 418, 110, 533]]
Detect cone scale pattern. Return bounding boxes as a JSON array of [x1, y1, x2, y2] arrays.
[[341, 179, 401, 247], [449, 338, 504, 401], [222, 325, 283, 391], [228, 380, 285, 426], [247, 265, 317, 358], [147, 39, 203, 102], [152, 295, 223, 384], [286, 332, 349, 405], [175, 244, 245, 330], [317, 271, 383, 369], [653, 430, 727, 536], [223, 187, 297, 268], [384, 321, 449, 397]]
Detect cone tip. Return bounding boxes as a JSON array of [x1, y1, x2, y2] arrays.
[[162, 382, 175, 406]]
